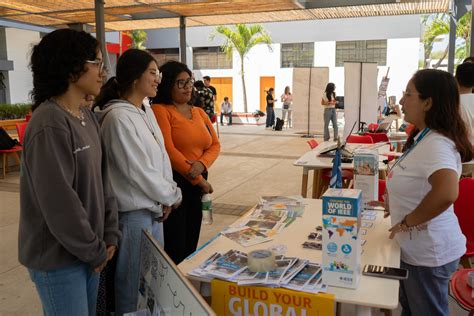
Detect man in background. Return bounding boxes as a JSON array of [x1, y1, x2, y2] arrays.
[[455, 61, 474, 176], [220, 97, 232, 126], [203, 76, 217, 101]]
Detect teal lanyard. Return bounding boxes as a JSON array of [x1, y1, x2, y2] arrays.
[[390, 127, 430, 172]]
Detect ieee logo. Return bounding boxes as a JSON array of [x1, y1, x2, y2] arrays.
[[341, 244, 352, 254]]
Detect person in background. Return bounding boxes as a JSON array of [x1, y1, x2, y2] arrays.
[[265, 88, 276, 128], [280, 86, 293, 128], [455, 62, 474, 143], [455, 62, 474, 177], [220, 96, 232, 126], [194, 79, 215, 120], [152, 61, 221, 264], [203, 75, 217, 101], [19, 28, 119, 316], [93, 49, 182, 315], [371, 69, 472, 315], [321, 83, 338, 141]]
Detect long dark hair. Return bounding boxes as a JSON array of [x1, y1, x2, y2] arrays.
[[93, 49, 156, 110], [404, 69, 472, 162], [152, 61, 192, 105], [325, 83, 335, 101], [29, 29, 99, 111]]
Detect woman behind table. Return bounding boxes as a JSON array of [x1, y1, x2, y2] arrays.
[[151, 61, 221, 264], [321, 83, 338, 141], [19, 28, 120, 315], [93, 49, 182, 315], [373, 69, 472, 315], [281, 86, 293, 128]]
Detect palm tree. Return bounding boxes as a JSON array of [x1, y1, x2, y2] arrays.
[[212, 24, 272, 113], [126, 30, 147, 50], [421, 12, 471, 69]]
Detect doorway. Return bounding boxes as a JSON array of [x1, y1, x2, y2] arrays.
[[211, 77, 233, 113], [260, 76, 275, 112]]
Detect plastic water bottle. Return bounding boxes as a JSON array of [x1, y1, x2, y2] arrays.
[[201, 193, 213, 225]]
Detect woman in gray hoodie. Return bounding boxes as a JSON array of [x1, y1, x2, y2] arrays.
[[93, 49, 182, 316]]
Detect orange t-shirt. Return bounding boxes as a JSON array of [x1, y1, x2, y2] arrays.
[[152, 104, 221, 185]]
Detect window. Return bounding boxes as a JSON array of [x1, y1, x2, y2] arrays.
[[281, 43, 314, 68], [335, 40, 387, 67], [193, 47, 232, 69], [148, 48, 180, 65]]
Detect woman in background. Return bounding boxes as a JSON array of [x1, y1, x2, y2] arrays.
[[281, 86, 293, 128], [321, 83, 338, 141], [94, 49, 182, 315], [152, 61, 220, 264], [19, 28, 119, 316]]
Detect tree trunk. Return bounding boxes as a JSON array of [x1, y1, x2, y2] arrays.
[[433, 47, 448, 69], [240, 55, 248, 113]]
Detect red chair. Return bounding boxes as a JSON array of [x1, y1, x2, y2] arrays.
[[0, 128, 22, 178], [347, 135, 374, 144], [454, 178, 474, 268], [449, 269, 474, 315], [365, 132, 389, 144], [16, 123, 28, 145], [378, 179, 386, 202], [306, 139, 353, 195]]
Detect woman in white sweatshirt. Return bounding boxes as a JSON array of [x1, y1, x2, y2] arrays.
[[93, 49, 182, 316]]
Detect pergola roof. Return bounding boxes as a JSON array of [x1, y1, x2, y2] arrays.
[[0, 0, 451, 31]]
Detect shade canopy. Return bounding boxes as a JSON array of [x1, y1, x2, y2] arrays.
[[0, 0, 450, 31]]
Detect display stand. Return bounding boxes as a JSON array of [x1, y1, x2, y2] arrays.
[[344, 62, 378, 139], [292, 67, 329, 136]]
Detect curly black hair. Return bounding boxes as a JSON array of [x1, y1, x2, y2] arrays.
[[152, 61, 192, 105], [29, 29, 99, 111]]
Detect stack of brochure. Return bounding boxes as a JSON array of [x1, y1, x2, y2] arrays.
[[221, 196, 305, 247], [189, 250, 327, 294]]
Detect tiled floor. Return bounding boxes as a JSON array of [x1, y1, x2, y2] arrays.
[[0, 125, 468, 315]]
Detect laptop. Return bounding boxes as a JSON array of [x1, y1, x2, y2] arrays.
[[318, 120, 357, 156]]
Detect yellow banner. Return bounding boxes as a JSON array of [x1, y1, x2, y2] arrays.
[[211, 279, 335, 316]]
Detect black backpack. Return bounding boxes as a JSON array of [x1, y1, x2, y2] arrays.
[[274, 117, 284, 131], [0, 128, 18, 150]]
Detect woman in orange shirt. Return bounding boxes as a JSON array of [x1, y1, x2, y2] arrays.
[[152, 61, 220, 264]]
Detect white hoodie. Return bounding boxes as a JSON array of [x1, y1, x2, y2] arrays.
[[96, 100, 182, 214]]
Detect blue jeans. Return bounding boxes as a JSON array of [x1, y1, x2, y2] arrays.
[[220, 111, 232, 125], [28, 262, 99, 316], [399, 259, 459, 316], [323, 108, 338, 141], [115, 209, 164, 316], [266, 106, 275, 127]]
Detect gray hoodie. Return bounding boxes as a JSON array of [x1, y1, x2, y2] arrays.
[[96, 100, 181, 214]]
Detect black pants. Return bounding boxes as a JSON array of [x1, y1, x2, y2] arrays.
[[164, 171, 205, 264]]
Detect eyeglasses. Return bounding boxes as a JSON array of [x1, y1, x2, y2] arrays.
[[152, 71, 162, 83], [175, 78, 195, 89], [86, 59, 105, 73]]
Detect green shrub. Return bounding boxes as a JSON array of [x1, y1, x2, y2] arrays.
[[0, 103, 32, 120]]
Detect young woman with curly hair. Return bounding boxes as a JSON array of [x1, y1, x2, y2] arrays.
[[19, 28, 119, 316]]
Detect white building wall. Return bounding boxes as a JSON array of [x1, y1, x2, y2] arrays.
[[5, 28, 39, 104], [146, 15, 422, 112]]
